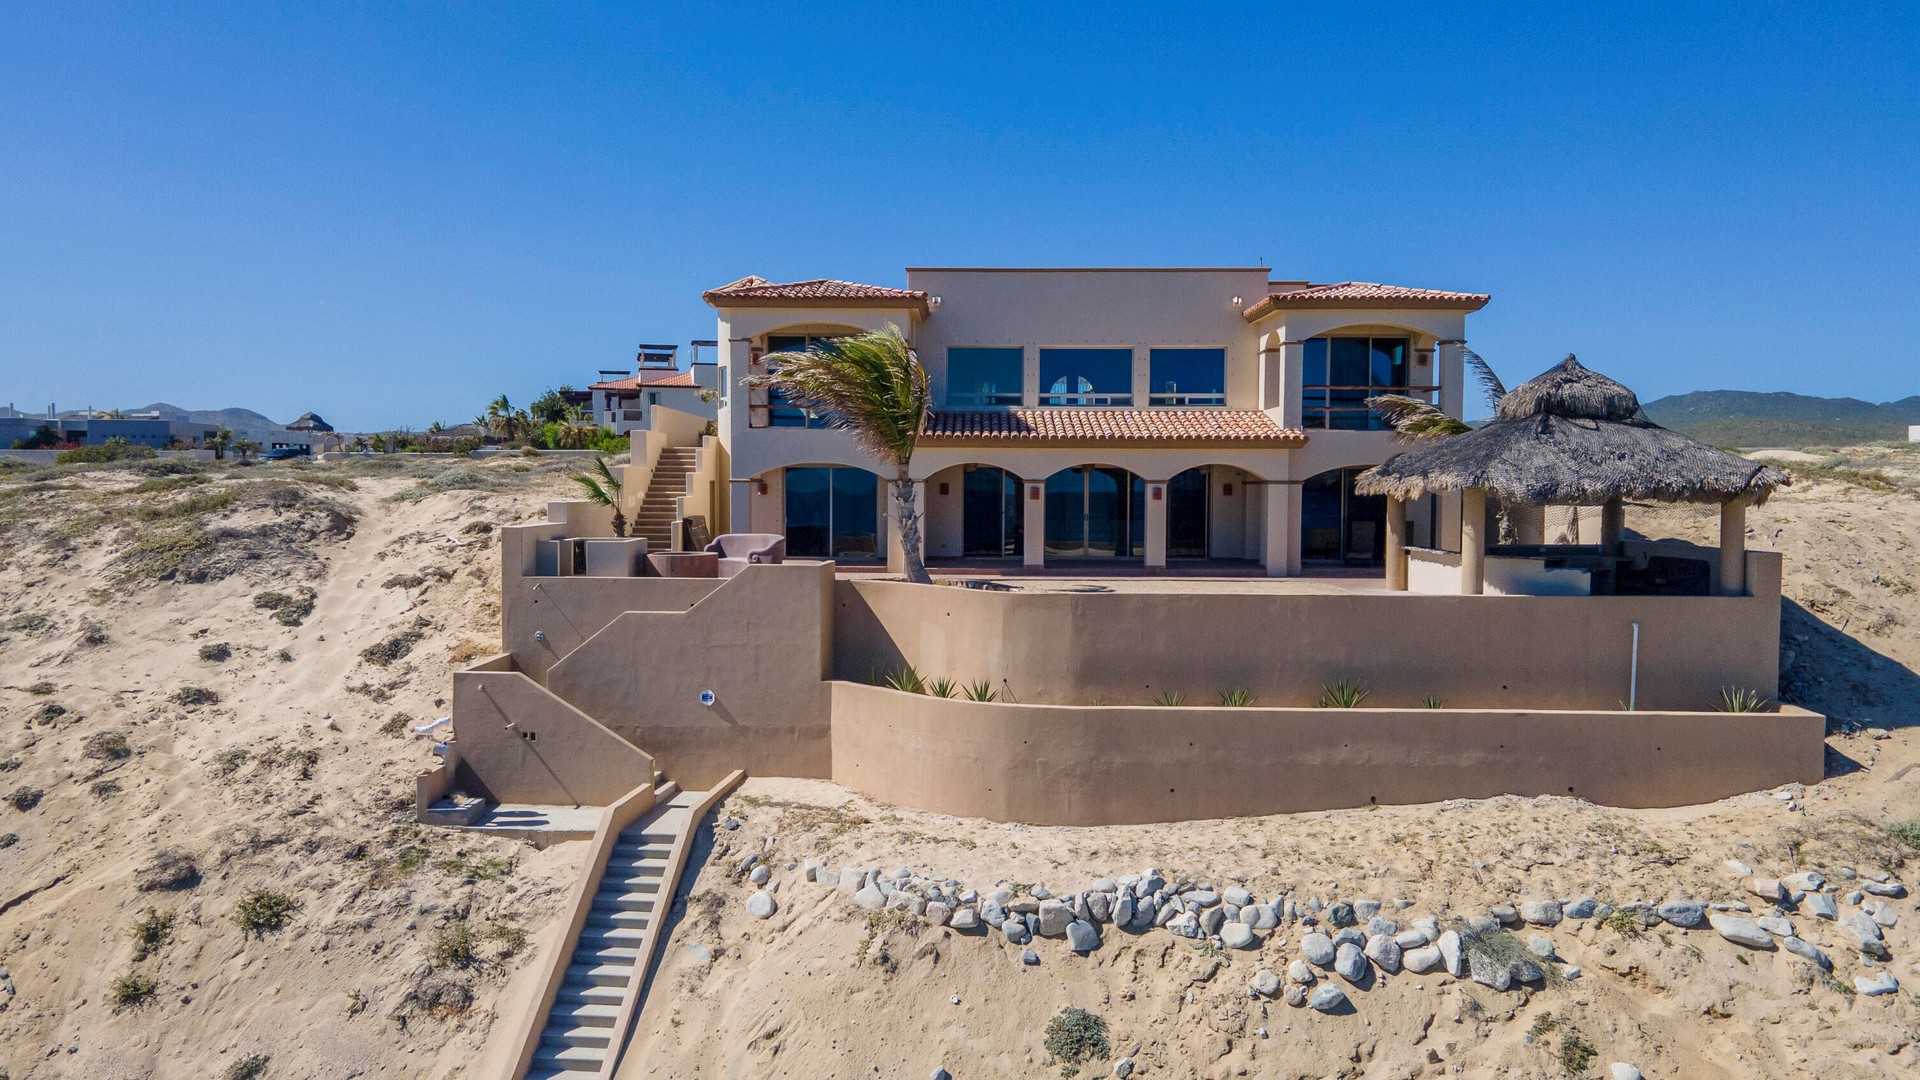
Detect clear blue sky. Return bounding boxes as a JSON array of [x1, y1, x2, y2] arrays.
[[3, 2, 1916, 430]]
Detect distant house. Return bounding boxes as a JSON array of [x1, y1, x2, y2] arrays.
[[587, 344, 720, 434]]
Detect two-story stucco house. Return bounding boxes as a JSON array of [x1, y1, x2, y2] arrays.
[[703, 267, 1488, 576]]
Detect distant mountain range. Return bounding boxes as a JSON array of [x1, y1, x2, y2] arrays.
[[1641, 391, 1920, 449], [0, 402, 296, 428]]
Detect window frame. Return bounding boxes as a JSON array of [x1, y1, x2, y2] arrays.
[[944, 346, 1026, 408], [1037, 347, 1134, 407], [1147, 346, 1228, 407]]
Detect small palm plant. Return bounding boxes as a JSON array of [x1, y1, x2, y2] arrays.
[[1217, 688, 1255, 707], [1717, 686, 1771, 713], [1317, 678, 1371, 708], [569, 456, 626, 537], [748, 325, 933, 584]]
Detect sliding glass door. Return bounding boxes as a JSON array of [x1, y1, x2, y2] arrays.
[[1044, 466, 1144, 557], [961, 466, 1024, 558], [784, 466, 880, 559]]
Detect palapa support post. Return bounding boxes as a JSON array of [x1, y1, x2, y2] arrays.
[[1718, 500, 1747, 596], [1384, 496, 1408, 591], [1599, 497, 1625, 554], [1460, 488, 1487, 595]]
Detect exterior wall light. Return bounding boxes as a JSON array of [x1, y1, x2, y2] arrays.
[[756, 480, 768, 496], [699, 690, 716, 707], [929, 296, 943, 308], [1230, 295, 1244, 308], [533, 630, 546, 642]]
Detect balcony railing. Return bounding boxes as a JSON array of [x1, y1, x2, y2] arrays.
[[1303, 384, 1441, 430], [1148, 391, 1227, 407], [1039, 391, 1132, 407], [946, 391, 1024, 407]]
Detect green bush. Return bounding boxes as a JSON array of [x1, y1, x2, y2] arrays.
[[56, 438, 157, 464], [224, 1054, 270, 1080], [1217, 688, 1256, 707], [7, 786, 43, 811], [171, 686, 220, 708], [233, 888, 299, 936], [198, 641, 232, 662], [132, 908, 176, 960], [1043, 1007, 1111, 1077], [429, 922, 477, 968], [252, 588, 316, 626], [110, 971, 157, 1008], [1888, 820, 1920, 852], [360, 628, 425, 667], [1316, 678, 1370, 708]]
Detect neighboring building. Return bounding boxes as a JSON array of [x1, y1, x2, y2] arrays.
[[1909, 424, 1919, 443], [586, 344, 720, 434], [707, 268, 1489, 574], [0, 410, 333, 451]]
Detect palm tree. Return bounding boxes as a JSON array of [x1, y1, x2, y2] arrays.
[[570, 455, 626, 537], [1365, 347, 1506, 439], [232, 437, 262, 461], [206, 426, 233, 461], [749, 325, 933, 584]]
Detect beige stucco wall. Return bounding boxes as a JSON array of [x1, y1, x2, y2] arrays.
[[451, 661, 656, 806], [833, 560, 1783, 711], [540, 562, 836, 789], [831, 682, 1825, 826]]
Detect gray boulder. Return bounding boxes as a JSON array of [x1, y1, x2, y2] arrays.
[[1437, 930, 1463, 976], [1782, 935, 1831, 970], [1086, 891, 1111, 924], [1112, 893, 1134, 927], [1803, 892, 1839, 920], [1855, 971, 1900, 996], [1490, 904, 1520, 925], [1756, 915, 1794, 938], [1288, 959, 1317, 984], [1222, 922, 1258, 949], [949, 906, 980, 931], [925, 901, 953, 927], [1091, 877, 1118, 894], [1364, 934, 1402, 974], [1334, 941, 1368, 983], [1022, 947, 1039, 965], [1307, 984, 1348, 1011], [1066, 919, 1100, 952], [1707, 913, 1775, 949], [1519, 899, 1562, 927], [1610, 1065, 1644, 1080], [1863, 880, 1907, 898], [1224, 886, 1253, 907], [1247, 903, 1278, 930], [1468, 949, 1512, 991], [1037, 899, 1073, 937], [1354, 899, 1382, 921], [746, 891, 776, 919], [1199, 906, 1227, 936], [1003, 919, 1032, 945], [1302, 932, 1337, 967], [1656, 900, 1705, 928], [1326, 901, 1356, 927], [813, 866, 840, 888], [1527, 934, 1557, 960], [854, 884, 887, 910], [1366, 916, 1398, 937], [1188, 890, 1220, 907], [1282, 983, 1308, 1008], [1251, 968, 1281, 996], [981, 897, 1009, 927], [1403, 944, 1443, 974], [1113, 1058, 1135, 1079], [1509, 959, 1545, 984], [1564, 897, 1598, 919], [1395, 928, 1431, 949]]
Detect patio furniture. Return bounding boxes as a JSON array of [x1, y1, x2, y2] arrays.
[[647, 551, 719, 578], [705, 533, 787, 578]]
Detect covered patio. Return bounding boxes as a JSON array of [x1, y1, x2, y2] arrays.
[[1357, 356, 1789, 597]]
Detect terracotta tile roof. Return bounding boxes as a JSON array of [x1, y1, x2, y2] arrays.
[[922, 408, 1307, 446], [588, 369, 699, 392], [702, 275, 930, 310], [1242, 281, 1490, 319]]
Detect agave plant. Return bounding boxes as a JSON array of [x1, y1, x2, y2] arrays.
[[1216, 688, 1255, 707], [747, 326, 933, 584], [1152, 689, 1188, 706], [962, 679, 998, 702], [569, 456, 626, 537], [1316, 678, 1370, 708], [1718, 686, 1772, 713], [882, 664, 926, 694], [1419, 695, 1448, 709], [925, 676, 960, 699]]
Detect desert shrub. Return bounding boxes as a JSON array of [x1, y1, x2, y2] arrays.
[[211, 748, 250, 779], [76, 621, 109, 646], [880, 664, 925, 694], [91, 778, 122, 799], [925, 676, 959, 699], [198, 641, 232, 662], [1217, 688, 1256, 707], [1887, 820, 1920, 852], [273, 647, 293, 662], [1317, 678, 1370, 708], [171, 686, 220, 707], [0, 832, 16, 849], [405, 974, 474, 1015], [25, 680, 55, 696], [252, 587, 316, 626], [110, 971, 158, 1008], [112, 522, 212, 583], [381, 573, 427, 590], [1601, 908, 1642, 936], [4, 613, 51, 634], [56, 438, 156, 464], [461, 519, 493, 535], [30, 701, 69, 728], [0, 759, 16, 772], [131, 907, 176, 960], [484, 921, 528, 956], [255, 744, 319, 780], [1043, 1007, 1111, 1077], [448, 639, 493, 666], [84, 730, 131, 760], [135, 848, 201, 891], [346, 681, 394, 702], [132, 487, 237, 521], [1558, 1030, 1595, 1073], [7, 786, 43, 811], [429, 922, 477, 968], [1420, 695, 1448, 709], [380, 712, 413, 737], [132, 474, 212, 495], [360, 628, 425, 667], [1718, 686, 1771, 712], [233, 888, 299, 936], [224, 1054, 270, 1080]]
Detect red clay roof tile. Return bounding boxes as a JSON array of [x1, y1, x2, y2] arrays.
[[921, 408, 1306, 446], [1243, 281, 1490, 319], [588, 369, 699, 392], [703, 276, 929, 308]]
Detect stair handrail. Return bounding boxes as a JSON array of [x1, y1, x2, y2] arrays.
[[595, 768, 746, 1079], [502, 779, 657, 1080]]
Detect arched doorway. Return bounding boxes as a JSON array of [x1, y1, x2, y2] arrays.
[[1045, 465, 1145, 558], [1302, 466, 1388, 566], [782, 465, 882, 559], [1166, 467, 1211, 559], [960, 465, 1024, 558]]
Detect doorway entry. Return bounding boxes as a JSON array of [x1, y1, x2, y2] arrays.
[[1044, 465, 1145, 558], [961, 466, 1024, 558], [1302, 466, 1387, 565]]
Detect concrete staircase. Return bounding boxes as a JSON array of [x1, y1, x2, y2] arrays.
[[524, 778, 687, 1080], [632, 446, 699, 551]]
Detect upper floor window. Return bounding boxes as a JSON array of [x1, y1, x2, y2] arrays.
[[1039, 348, 1132, 407], [763, 334, 837, 428], [946, 347, 1024, 407], [1148, 348, 1226, 407], [1303, 336, 1412, 430]]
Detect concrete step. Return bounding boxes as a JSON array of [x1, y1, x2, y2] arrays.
[[618, 832, 679, 848], [578, 924, 651, 945], [589, 893, 659, 913], [550, 1000, 621, 1027], [541, 1023, 613, 1049], [576, 943, 643, 963], [564, 960, 635, 987], [524, 1064, 600, 1080], [555, 981, 625, 1006], [530, 1043, 604, 1070], [586, 908, 656, 930], [598, 871, 665, 890]]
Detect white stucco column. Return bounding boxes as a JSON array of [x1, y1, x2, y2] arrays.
[[886, 479, 924, 574], [1257, 337, 1282, 411], [1384, 496, 1408, 591], [1262, 482, 1298, 577], [1144, 481, 1168, 569], [1275, 340, 1306, 430], [1437, 340, 1466, 419], [1022, 481, 1045, 568], [1718, 500, 1747, 596], [1460, 488, 1487, 595]]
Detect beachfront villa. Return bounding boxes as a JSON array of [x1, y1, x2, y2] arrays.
[[431, 267, 1826, 1080]]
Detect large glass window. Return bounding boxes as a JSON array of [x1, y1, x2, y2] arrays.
[[1044, 466, 1144, 557], [1039, 349, 1132, 406], [765, 335, 837, 428], [1301, 467, 1386, 564], [783, 466, 880, 559], [1148, 349, 1227, 406], [1166, 467, 1211, 558], [961, 466, 1025, 557], [947, 348, 1024, 407], [1302, 336, 1413, 429]]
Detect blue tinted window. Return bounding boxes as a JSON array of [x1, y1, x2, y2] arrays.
[[1148, 348, 1226, 405], [1039, 348, 1132, 406], [947, 347, 1024, 406]]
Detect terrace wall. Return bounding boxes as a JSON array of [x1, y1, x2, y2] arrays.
[[831, 682, 1827, 825]]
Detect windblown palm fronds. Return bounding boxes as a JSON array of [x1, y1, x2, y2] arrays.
[[749, 325, 933, 583], [1462, 346, 1507, 412], [1366, 394, 1474, 441], [569, 455, 627, 537]]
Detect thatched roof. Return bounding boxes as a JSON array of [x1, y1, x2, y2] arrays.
[[1355, 355, 1790, 506]]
